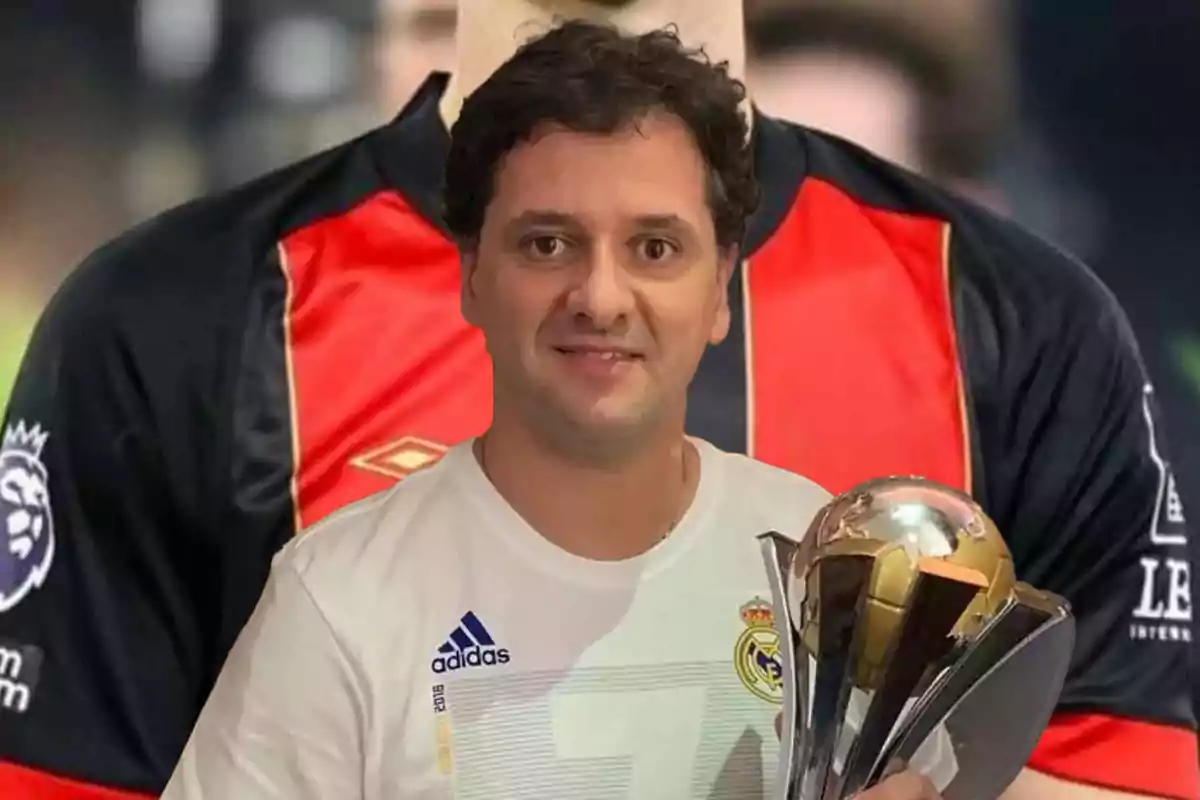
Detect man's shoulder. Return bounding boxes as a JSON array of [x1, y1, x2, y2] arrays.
[[705, 442, 832, 527], [16, 124, 406, 426], [42, 124, 395, 342], [802, 122, 1140, 377], [278, 448, 467, 596], [716, 446, 827, 491], [766, 116, 1124, 324]]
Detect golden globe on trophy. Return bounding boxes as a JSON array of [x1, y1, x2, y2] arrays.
[[760, 477, 1075, 800]]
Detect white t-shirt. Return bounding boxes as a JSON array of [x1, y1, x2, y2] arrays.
[[162, 438, 832, 799]]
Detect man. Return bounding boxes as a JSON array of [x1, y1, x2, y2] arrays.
[[161, 25, 940, 797], [375, 0, 457, 116], [0, 1, 1193, 798], [744, 0, 1008, 207]]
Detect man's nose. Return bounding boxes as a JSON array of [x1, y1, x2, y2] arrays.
[[563, 245, 635, 328]]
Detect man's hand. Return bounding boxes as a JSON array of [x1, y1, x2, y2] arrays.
[[854, 770, 941, 799], [775, 714, 940, 799]]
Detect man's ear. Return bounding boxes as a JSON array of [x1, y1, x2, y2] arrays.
[[717, 248, 737, 292], [460, 245, 481, 326], [709, 248, 738, 345]]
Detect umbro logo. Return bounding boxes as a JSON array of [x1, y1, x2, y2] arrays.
[[351, 436, 448, 481], [430, 611, 510, 675]]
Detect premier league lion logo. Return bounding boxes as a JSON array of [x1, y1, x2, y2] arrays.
[[0, 421, 55, 613]]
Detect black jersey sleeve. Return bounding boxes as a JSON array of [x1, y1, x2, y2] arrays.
[[0, 229, 231, 798], [953, 214, 1198, 798]]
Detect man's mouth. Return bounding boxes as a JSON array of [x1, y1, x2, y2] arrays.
[[552, 345, 644, 361], [551, 345, 646, 382]]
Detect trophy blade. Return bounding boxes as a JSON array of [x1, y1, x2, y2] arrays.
[[758, 532, 807, 800], [873, 596, 1054, 776], [835, 560, 986, 799], [803, 553, 875, 800], [870, 597, 1074, 794], [938, 614, 1073, 799]]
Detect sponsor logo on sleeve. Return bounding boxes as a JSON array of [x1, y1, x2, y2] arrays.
[[0, 639, 43, 714], [1131, 385, 1190, 644], [0, 421, 54, 613]]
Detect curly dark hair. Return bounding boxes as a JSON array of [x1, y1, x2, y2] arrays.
[[442, 20, 759, 252]]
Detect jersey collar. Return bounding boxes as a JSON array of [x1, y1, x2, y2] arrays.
[[372, 72, 454, 234]]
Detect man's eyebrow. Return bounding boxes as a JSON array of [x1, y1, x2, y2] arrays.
[[508, 210, 579, 228], [502, 211, 699, 236], [632, 214, 692, 231]]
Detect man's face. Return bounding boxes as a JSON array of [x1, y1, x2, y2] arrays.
[[462, 113, 734, 451], [749, 48, 923, 174], [376, 0, 458, 113]]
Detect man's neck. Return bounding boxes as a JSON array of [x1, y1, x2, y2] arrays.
[[476, 414, 700, 561], [440, 0, 748, 130]]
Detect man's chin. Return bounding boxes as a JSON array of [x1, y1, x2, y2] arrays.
[[567, 405, 653, 438], [541, 400, 663, 458]]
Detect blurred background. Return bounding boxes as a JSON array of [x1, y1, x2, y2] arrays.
[[1, 0, 1198, 555]]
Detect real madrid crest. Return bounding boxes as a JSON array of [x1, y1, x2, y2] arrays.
[[734, 596, 783, 704], [0, 421, 55, 613]]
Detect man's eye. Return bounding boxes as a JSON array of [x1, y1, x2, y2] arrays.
[[636, 238, 678, 262], [523, 235, 568, 258]]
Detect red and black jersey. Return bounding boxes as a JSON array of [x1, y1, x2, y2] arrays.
[[1, 74, 1195, 799]]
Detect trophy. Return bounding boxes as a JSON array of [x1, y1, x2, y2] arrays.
[[760, 477, 1075, 800]]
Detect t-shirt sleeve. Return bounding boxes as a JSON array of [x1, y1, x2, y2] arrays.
[[962, 228, 1198, 799], [161, 557, 365, 800], [0, 248, 219, 798]]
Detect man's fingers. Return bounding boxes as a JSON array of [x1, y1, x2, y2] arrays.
[[772, 715, 937, 798], [854, 769, 940, 799]]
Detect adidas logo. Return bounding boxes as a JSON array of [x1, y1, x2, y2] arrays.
[[430, 611, 510, 675]]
